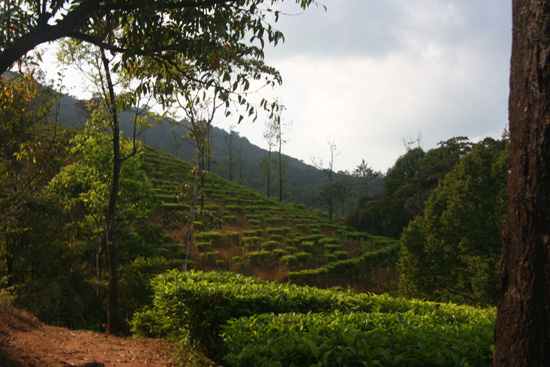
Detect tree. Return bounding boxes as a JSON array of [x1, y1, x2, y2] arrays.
[[313, 137, 339, 221], [494, 1, 550, 364], [174, 95, 221, 272], [399, 138, 508, 306], [49, 110, 158, 296], [261, 115, 278, 197], [332, 170, 354, 218], [225, 125, 238, 182], [353, 159, 379, 198], [276, 112, 290, 202]]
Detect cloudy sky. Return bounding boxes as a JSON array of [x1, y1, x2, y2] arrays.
[[223, 0, 512, 173]]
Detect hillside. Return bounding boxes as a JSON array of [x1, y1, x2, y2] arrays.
[[141, 145, 399, 293], [56, 93, 383, 209]]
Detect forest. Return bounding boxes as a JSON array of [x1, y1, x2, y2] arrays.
[[1, 0, 550, 366]]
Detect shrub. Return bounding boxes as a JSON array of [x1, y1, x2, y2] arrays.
[[241, 236, 262, 250], [265, 216, 284, 225], [195, 231, 224, 247], [247, 219, 261, 228], [225, 204, 244, 214], [269, 234, 284, 242], [200, 251, 219, 261], [272, 249, 286, 258], [222, 215, 239, 224], [195, 242, 212, 253], [295, 251, 312, 264], [333, 250, 349, 260], [226, 231, 240, 243], [260, 241, 279, 251], [223, 310, 495, 367], [131, 270, 495, 364], [242, 230, 259, 237], [280, 254, 299, 268], [266, 226, 292, 236], [301, 241, 315, 252], [247, 251, 272, 266], [323, 244, 341, 252]]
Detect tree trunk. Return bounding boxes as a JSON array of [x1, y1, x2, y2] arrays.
[[183, 143, 202, 272], [102, 49, 120, 335], [494, 1, 550, 365]]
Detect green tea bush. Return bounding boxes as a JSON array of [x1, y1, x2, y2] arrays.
[[295, 251, 312, 264], [222, 215, 239, 224], [319, 237, 340, 246], [200, 251, 219, 261], [265, 216, 284, 225], [225, 204, 244, 214], [247, 219, 261, 228], [324, 244, 342, 252], [272, 249, 286, 258], [300, 241, 315, 252], [261, 241, 279, 251], [131, 270, 494, 364], [226, 231, 240, 243], [247, 251, 272, 266], [195, 242, 212, 253], [285, 245, 297, 254], [289, 243, 400, 287], [280, 254, 299, 268], [241, 230, 258, 237], [269, 234, 284, 242], [266, 226, 292, 236], [195, 231, 224, 247], [241, 236, 262, 250], [333, 250, 349, 260], [223, 310, 495, 367]]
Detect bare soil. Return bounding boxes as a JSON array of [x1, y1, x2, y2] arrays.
[[0, 306, 176, 367]]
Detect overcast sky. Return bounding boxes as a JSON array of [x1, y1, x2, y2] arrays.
[[46, 0, 512, 174], [222, 0, 512, 173]]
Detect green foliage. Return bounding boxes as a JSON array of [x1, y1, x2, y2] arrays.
[[260, 240, 279, 251], [131, 270, 495, 365], [226, 231, 240, 243], [195, 242, 212, 253], [241, 236, 262, 250], [247, 251, 272, 267], [194, 231, 224, 247], [400, 138, 508, 306], [347, 137, 473, 238], [223, 309, 494, 367], [289, 242, 400, 288]]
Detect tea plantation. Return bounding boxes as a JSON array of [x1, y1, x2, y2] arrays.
[[142, 146, 400, 293]]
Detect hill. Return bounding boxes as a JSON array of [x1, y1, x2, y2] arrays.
[[140, 144, 399, 292], [55, 93, 383, 209]]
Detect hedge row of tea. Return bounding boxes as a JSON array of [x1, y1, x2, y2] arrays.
[[131, 270, 495, 366]]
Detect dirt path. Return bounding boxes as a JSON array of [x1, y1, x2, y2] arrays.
[[0, 307, 176, 367]]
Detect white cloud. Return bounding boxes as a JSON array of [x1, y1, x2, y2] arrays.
[[236, 0, 513, 173]]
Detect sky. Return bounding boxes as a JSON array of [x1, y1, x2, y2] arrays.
[[221, 0, 513, 173], [44, 0, 512, 174]]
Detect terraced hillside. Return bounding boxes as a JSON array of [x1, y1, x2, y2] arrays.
[[142, 146, 400, 293]]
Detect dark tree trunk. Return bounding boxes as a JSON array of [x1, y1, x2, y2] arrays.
[[102, 49, 120, 335], [494, 1, 550, 365]]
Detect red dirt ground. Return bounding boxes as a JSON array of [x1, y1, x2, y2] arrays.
[[0, 306, 176, 367]]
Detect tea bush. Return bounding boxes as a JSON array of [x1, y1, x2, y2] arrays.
[[195, 242, 212, 252], [131, 270, 494, 364], [195, 231, 224, 247], [223, 309, 495, 367], [247, 251, 272, 266], [260, 240, 279, 251]]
